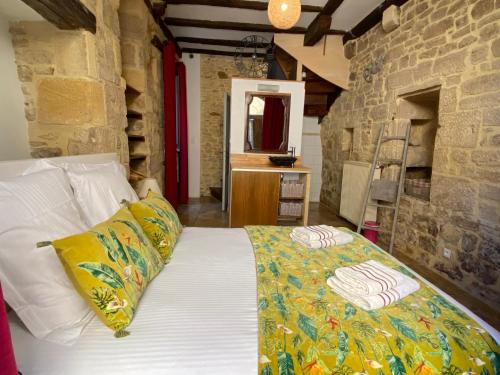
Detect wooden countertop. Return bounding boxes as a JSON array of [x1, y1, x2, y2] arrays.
[[231, 160, 311, 174]]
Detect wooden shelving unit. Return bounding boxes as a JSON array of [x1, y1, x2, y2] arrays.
[[127, 134, 146, 141], [229, 154, 311, 227], [124, 82, 148, 183], [277, 173, 308, 223], [129, 153, 147, 160], [126, 109, 143, 119]]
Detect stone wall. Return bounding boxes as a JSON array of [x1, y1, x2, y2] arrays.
[[119, 0, 165, 189], [9, 0, 129, 166], [320, 0, 500, 309], [200, 55, 243, 196]]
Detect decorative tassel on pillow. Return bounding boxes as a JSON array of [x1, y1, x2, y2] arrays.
[[0, 282, 19, 375]]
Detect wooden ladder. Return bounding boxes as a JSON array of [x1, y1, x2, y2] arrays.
[[356, 121, 411, 254]]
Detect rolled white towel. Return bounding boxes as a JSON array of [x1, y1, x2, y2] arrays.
[[290, 231, 353, 249], [327, 275, 420, 310], [292, 225, 341, 242], [335, 260, 409, 296]]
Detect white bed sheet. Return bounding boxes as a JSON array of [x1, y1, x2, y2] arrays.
[[10, 228, 258, 375], [9, 227, 499, 375]]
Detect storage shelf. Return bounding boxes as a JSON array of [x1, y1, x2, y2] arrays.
[[129, 153, 147, 160], [127, 110, 143, 119], [127, 134, 146, 141], [278, 215, 303, 221], [126, 83, 142, 96]]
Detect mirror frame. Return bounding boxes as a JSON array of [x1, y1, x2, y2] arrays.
[[243, 91, 291, 154]]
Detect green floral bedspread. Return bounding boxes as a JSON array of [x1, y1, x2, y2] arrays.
[[245, 226, 499, 375]]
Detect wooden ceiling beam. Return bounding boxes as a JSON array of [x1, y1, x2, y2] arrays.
[[144, 0, 182, 57], [176, 36, 268, 48], [166, 0, 323, 12], [343, 0, 410, 43], [304, 15, 333, 46], [165, 17, 345, 35], [304, 0, 344, 46], [20, 0, 96, 33], [182, 47, 266, 57]]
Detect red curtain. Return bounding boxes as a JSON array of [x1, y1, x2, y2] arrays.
[[0, 283, 18, 375], [176, 62, 189, 204], [261, 97, 285, 151], [163, 42, 178, 208]]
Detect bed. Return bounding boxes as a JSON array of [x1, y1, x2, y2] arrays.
[[2, 154, 499, 375]]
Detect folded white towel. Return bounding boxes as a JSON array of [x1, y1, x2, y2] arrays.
[[335, 260, 409, 296], [290, 231, 353, 249], [292, 225, 340, 242], [327, 274, 420, 311]]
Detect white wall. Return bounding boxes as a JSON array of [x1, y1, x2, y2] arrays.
[[0, 13, 30, 161], [182, 52, 201, 198], [230, 78, 305, 155], [301, 116, 322, 202]]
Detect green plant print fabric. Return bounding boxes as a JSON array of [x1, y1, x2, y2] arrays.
[[128, 191, 183, 263], [53, 208, 164, 337], [245, 226, 500, 375]]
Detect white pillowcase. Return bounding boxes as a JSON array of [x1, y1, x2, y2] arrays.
[[25, 160, 139, 226], [0, 168, 94, 345]]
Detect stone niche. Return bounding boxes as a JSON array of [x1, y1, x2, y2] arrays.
[[397, 87, 440, 201]]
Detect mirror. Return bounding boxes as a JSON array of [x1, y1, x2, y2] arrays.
[[244, 92, 291, 154]]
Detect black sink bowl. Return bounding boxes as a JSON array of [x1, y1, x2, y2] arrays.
[[269, 156, 297, 167]]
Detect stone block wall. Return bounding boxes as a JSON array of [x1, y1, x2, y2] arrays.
[[320, 0, 500, 309], [9, 0, 129, 166], [200, 55, 243, 196], [119, 0, 165, 190]]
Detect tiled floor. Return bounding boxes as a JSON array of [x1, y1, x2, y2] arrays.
[[178, 197, 499, 330]]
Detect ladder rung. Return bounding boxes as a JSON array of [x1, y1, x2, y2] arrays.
[[367, 203, 396, 209], [378, 159, 403, 165], [382, 136, 406, 141]]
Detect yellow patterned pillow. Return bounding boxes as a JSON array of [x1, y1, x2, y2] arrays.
[[52, 207, 164, 337], [128, 191, 183, 263]]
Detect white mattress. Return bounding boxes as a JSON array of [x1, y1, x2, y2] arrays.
[[10, 228, 258, 375], [9, 227, 499, 375]]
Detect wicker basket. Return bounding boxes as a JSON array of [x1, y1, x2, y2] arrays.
[[405, 178, 431, 200], [280, 182, 304, 199], [279, 201, 303, 217]]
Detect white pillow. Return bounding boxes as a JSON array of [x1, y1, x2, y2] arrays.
[[0, 168, 94, 345], [25, 160, 139, 226]]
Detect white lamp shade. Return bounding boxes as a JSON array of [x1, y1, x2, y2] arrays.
[[137, 178, 162, 199], [268, 0, 301, 30]]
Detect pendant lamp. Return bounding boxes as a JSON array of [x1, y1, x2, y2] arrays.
[[268, 0, 301, 30]]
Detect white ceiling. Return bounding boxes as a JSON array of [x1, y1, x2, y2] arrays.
[[167, 0, 384, 53], [0, 0, 43, 21]]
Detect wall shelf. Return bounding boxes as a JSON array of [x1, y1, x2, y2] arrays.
[[129, 153, 147, 160], [127, 134, 146, 141], [127, 110, 143, 120], [278, 215, 303, 221], [126, 83, 142, 96]]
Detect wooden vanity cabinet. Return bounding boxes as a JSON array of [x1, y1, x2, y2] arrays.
[[230, 171, 280, 227], [228, 155, 311, 228]]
